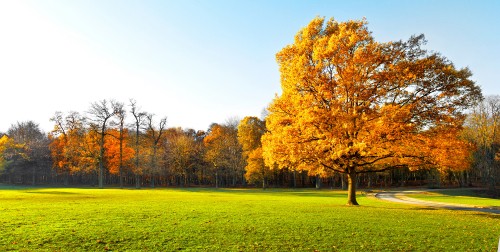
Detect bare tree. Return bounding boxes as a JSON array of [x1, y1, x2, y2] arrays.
[[87, 99, 118, 188], [110, 102, 126, 188], [129, 99, 147, 189], [145, 113, 167, 188]]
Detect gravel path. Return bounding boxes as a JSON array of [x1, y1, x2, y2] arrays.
[[374, 191, 500, 214]]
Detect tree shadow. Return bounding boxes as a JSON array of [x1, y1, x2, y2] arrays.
[[434, 188, 499, 199], [24, 191, 79, 195], [168, 187, 353, 198]]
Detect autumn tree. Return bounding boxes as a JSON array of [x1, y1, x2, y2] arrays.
[[49, 111, 86, 185], [188, 129, 209, 185], [144, 113, 167, 188], [204, 122, 244, 188], [109, 102, 128, 188], [204, 124, 225, 188], [0, 135, 17, 178], [163, 127, 198, 186], [104, 129, 135, 182], [49, 112, 70, 184], [262, 17, 482, 205], [463, 96, 500, 192], [225, 118, 246, 186], [237, 116, 271, 188], [238, 117, 265, 157], [0, 135, 8, 171], [87, 99, 118, 188], [6, 121, 50, 185], [130, 99, 147, 188]]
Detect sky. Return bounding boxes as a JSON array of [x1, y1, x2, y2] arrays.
[[0, 0, 498, 133]]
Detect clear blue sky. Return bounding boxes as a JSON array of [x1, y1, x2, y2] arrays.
[[0, 0, 498, 133]]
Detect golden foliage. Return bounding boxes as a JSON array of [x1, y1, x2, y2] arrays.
[[237, 117, 272, 186], [263, 17, 481, 177], [0, 135, 14, 169]]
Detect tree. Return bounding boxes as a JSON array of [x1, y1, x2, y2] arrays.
[[104, 129, 135, 181], [6, 121, 50, 185], [0, 135, 15, 175], [49, 111, 87, 185], [163, 128, 197, 186], [130, 99, 147, 188], [49, 112, 70, 185], [87, 100, 118, 188], [262, 17, 482, 205], [463, 96, 500, 192], [244, 147, 273, 188], [0, 135, 7, 171], [109, 102, 128, 188], [204, 122, 244, 188], [238, 117, 266, 158], [144, 113, 167, 188], [0, 134, 25, 183], [237, 116, 271, 188]]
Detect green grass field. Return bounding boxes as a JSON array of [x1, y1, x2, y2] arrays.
[[1, 186, 499, 251], [404, 189, 500, 208]]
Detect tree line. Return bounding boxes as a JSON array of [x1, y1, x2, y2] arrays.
[[0, 97, 498, 192], [1, 17, 499, 204]]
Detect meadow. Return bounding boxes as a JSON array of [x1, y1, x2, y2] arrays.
[[0, 186, 499, 251]]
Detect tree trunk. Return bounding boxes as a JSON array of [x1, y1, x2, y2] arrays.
[[293, 170, 297, 188], [32, 166, 36, 186], [119, 137, 123, 189], [135, 174, 140, 189], [315, 174, 321, 189], [64, 171, 69, 186], [151, 146, 157, 188], [99, 158, 104, 188], [98, 131, 105, 189], [215, 169, 218, 188], [346, 169, 359, 206]]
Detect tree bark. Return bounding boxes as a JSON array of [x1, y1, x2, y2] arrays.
[[150, 146, 157, 188], [119, 134, 123, 189], [215, 169, 218, 188], [98, 134, 105, 189], [346, 169, 359, 206]]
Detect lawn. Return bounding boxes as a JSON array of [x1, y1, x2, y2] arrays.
[[0, 186, 499, 251], [404, 189, 500, 208]]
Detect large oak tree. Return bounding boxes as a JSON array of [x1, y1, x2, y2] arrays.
[[262, 17, 481, 205]]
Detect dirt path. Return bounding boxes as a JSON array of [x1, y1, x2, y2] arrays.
[[374, 191, 500, 214]]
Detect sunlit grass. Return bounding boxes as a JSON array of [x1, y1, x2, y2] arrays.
[[404, 189, 500, 208], [0, 187, 499, 251]]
